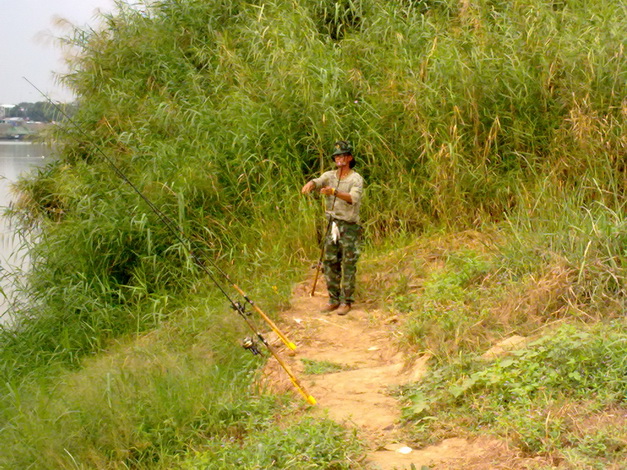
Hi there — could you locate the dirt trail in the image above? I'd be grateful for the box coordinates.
[263,279,524,469]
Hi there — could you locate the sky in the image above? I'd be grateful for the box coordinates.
[1,0,118,105]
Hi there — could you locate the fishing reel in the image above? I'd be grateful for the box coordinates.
[232,301,252,316]
[242,336,261,355]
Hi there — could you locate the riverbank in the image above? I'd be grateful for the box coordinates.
[0,0,624,468]
[0,122,51,140]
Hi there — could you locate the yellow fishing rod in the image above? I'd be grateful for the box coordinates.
[238,307,316,405]
[230,283,296,350]
[26,78,313,404]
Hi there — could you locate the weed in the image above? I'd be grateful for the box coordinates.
[180,417,361,470]
[301,358,352,375]
[402,322,627,461]
[1,0,625,467]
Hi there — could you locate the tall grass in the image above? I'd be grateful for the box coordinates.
[4,0,624,396]
[0,289,345,469]
[0,0,624,466]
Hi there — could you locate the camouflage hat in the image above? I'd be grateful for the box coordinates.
[332,140,353,156]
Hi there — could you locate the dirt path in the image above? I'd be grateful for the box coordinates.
[263,279,525,469]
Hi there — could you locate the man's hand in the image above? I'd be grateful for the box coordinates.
[301,181,316,194]
[321,186,352,204]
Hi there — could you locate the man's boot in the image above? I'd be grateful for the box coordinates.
[321,303,340,313]
[336,304,351,316]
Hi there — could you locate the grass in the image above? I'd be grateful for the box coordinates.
[0,0,624,467]
[359,202,625,465]
[180,417,361,470]
[359,194,624,464]
[0,295,252,468]
[301,358,353,375]
[400,322,627,466]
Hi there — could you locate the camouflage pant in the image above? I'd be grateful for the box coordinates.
[323,219,362,305]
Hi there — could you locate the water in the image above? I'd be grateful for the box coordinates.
[0,141,51,319]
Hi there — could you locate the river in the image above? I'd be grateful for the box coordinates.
[0,141,51,320]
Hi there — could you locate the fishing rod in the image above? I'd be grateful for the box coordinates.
[25,78,314,404]
[309,167,343,297]
[115,113,297,351]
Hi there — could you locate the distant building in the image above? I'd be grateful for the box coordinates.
[0,117,25,126]
[0,104,16,119]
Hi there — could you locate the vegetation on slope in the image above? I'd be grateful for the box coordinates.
[361,231,625,468]
[0,0,624,468]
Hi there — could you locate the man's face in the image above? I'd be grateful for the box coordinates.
[334,153,353,167]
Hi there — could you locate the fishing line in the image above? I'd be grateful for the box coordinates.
[24,78,314,405]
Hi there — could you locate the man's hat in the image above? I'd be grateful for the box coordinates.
[332,140,353,156]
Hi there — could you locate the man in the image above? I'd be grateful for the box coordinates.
[301,141,364,315]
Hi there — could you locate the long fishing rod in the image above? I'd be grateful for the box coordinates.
[309,168,342,297]
[115,113,297,351]
[25,78,314,404]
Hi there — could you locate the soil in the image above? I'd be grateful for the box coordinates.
[262,279,542,470]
